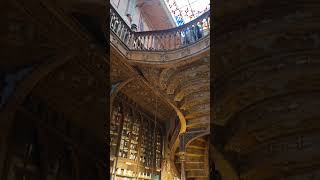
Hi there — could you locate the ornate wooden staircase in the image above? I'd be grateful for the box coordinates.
[109,4,210,179]
[175,136,209,180]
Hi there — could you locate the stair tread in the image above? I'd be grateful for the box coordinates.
[176,161,205,164]
[187,145,206,150]
[185,169,206,171]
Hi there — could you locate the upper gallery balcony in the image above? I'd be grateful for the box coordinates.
[110,4,210,54]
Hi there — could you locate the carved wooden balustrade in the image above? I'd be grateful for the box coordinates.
[110,5,210,51]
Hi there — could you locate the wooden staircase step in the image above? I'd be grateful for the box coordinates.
[186,148,205,154]
[186,168,205,171]
[187,145,206,150]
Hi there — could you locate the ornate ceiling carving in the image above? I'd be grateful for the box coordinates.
[136,54,210,131]
[120,79,175,122]
[110,45,176,122]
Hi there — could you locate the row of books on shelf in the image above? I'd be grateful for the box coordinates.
[114,168,158,179]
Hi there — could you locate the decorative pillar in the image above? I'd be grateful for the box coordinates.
[180,153,186,180]
[178,133,186,180]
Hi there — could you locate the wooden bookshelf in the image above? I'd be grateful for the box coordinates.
[110,95,163,180]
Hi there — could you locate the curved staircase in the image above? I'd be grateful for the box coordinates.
[109,6,210,178]
[175,136,209,180]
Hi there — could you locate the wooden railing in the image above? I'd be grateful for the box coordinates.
[110,5,210,51]
[169,122,181,149]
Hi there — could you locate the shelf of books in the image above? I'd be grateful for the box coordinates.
[110,95,163,180]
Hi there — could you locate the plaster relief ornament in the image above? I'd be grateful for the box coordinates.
[143,53,150,60]
[160,53,168,62]
[205,39,209,47]
[180,48,190,57]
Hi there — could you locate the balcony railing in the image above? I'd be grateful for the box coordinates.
[110,5,210,51]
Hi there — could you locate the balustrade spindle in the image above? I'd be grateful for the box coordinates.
[138,36,142,50]
[128,33,132,48]
[112,17,116,31]
[166,35,169,50]
[132,34,136,49]
[151,35,155,50]
[159,34,163,50]
[141,36,145,50]
[130,33,134,47]
[141,36,144,50]
[143,36,146,50]
[173,33,176,49]
[157,35,161,50]
[135,36,139,50]
[120,28,125,41]
[163,34,167,50]
[140,36,144,50]
[161,34,166,50]
[178,31,181,48]
[156,35,159,50]
[146,35,150,50]
[124,32,129,45]
[117,23,123,36]
[125,29,129,42]
[135,36,138,50]
[165,34,168,50]
[114,18,119,32]
[132,35,136,49]
[168,34,171,50]
[163,35,166,50]
[110,13,115,29]
[123,28,127,41]
[149,35,152,50]
[155,35,159,50]
[116,22,120,35]
[150,34,154,50]
[152,35,156,50]
[116,18,120,32]
[144,35,148,50]
[136,36,139,50]
[149,35,153,50]
[150,35,153,50]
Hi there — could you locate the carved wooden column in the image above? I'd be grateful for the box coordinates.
[180,153,186,180]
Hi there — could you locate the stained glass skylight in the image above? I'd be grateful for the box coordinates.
[164,0,210,26]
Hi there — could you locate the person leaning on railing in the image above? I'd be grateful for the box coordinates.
[196,22,203,39]
[180,20,206,46]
